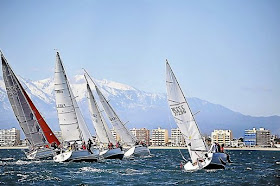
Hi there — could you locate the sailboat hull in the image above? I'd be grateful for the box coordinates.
[26,148,54,160]
[184,152,228,171]
[53,149,100,162]
[206,152,227,168]
[100,148,124,160]
[184,158,211,171]
[124,145,150,158]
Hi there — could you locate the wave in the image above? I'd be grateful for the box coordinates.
[80,167,106,173]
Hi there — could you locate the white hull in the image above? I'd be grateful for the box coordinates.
[26,148,54,160]
[53,149,99,162]
[184,152,228,171]
[100,148,124,160]
[124,145,150,158]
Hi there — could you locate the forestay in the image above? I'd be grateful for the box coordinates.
[2,53,47,147]
[166,61,208,163]
[55,52,92,143]
[86,80,116,144]
[95,85,136,146]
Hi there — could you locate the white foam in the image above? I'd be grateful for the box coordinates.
[1,158,15,161]
[80,167,105,173]
[15,160,32,165]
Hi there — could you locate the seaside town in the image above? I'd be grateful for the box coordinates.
[1,126,279,149]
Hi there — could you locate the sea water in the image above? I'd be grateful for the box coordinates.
[0,149,279,185]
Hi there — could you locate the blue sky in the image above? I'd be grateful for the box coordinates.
[1,0,279,117]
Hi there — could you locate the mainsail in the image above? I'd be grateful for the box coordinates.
[166,60,208,163]
[54,52,92,143]
[95,84,136,146]
[86,77,116,145]
[1,52,60,147]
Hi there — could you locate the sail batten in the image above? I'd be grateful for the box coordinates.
[166,61,208,163]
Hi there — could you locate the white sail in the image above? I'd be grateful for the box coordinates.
[95,85,136,146]
[54,52,92,143]
[86,80,116,144]
[166,61,208,163]
[1,53,47,147]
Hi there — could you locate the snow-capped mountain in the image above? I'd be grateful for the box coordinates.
[0,75,279,138]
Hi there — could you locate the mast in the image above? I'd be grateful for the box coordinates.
[166,60,208,163]
[54,52,92,143]
[84,71,136,146]
[1,52,58,147]
[85,75,116,144]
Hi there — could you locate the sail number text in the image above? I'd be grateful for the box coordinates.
[171,105,186,116]
[109,116,117,122]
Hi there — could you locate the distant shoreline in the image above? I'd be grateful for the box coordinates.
[0,146,28,149]
[1,146,279,151]
[148,146,280,151]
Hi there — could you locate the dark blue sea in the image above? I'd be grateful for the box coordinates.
[0,149,279,185]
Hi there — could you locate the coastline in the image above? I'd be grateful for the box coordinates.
[0,146,28,150]
[1,146,279,151]
[148,146,280,151]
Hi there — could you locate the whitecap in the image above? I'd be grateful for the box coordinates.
[276,162,280,165]
[15,160,32,165]
[80,167,105,173]
[17,173,29,182]
[1,158,15,161]
[246,167,252,170]
[120,168,149,175]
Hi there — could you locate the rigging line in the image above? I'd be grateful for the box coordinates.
[168,99,181,104]
[84,69,135,144]
[7,66,43,146]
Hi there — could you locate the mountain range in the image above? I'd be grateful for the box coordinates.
[0,74,279,138]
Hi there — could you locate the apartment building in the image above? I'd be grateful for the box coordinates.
[0,128,20,146]
[130,128,150,145]
[171,128,185,146]
[211,129,233,146]
[151,127,168,146]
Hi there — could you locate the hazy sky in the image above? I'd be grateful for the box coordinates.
[1,0,279,117]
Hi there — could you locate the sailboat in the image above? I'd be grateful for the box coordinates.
[53,52,99,162]
[166,60,230,171]
[87,74,150,158]
[1,51,60,160]
[85,74,124,159]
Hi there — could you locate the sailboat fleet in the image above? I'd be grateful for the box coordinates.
[1,50,230,171]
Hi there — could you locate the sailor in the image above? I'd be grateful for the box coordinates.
[51,142,58,149]
[87,139,93,154]
[108,142,113,149]
[220,144,224,153]
[82,141,86,150]
[217,143,221,152]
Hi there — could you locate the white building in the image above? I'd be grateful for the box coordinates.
[211,130,233,147]
[110,129,120,142]
[151,127,168,146]
[171,128,185,147]
[130,128,150,145]
[0,128,20,146]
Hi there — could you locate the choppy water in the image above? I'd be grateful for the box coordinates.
[0,149,279,185]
